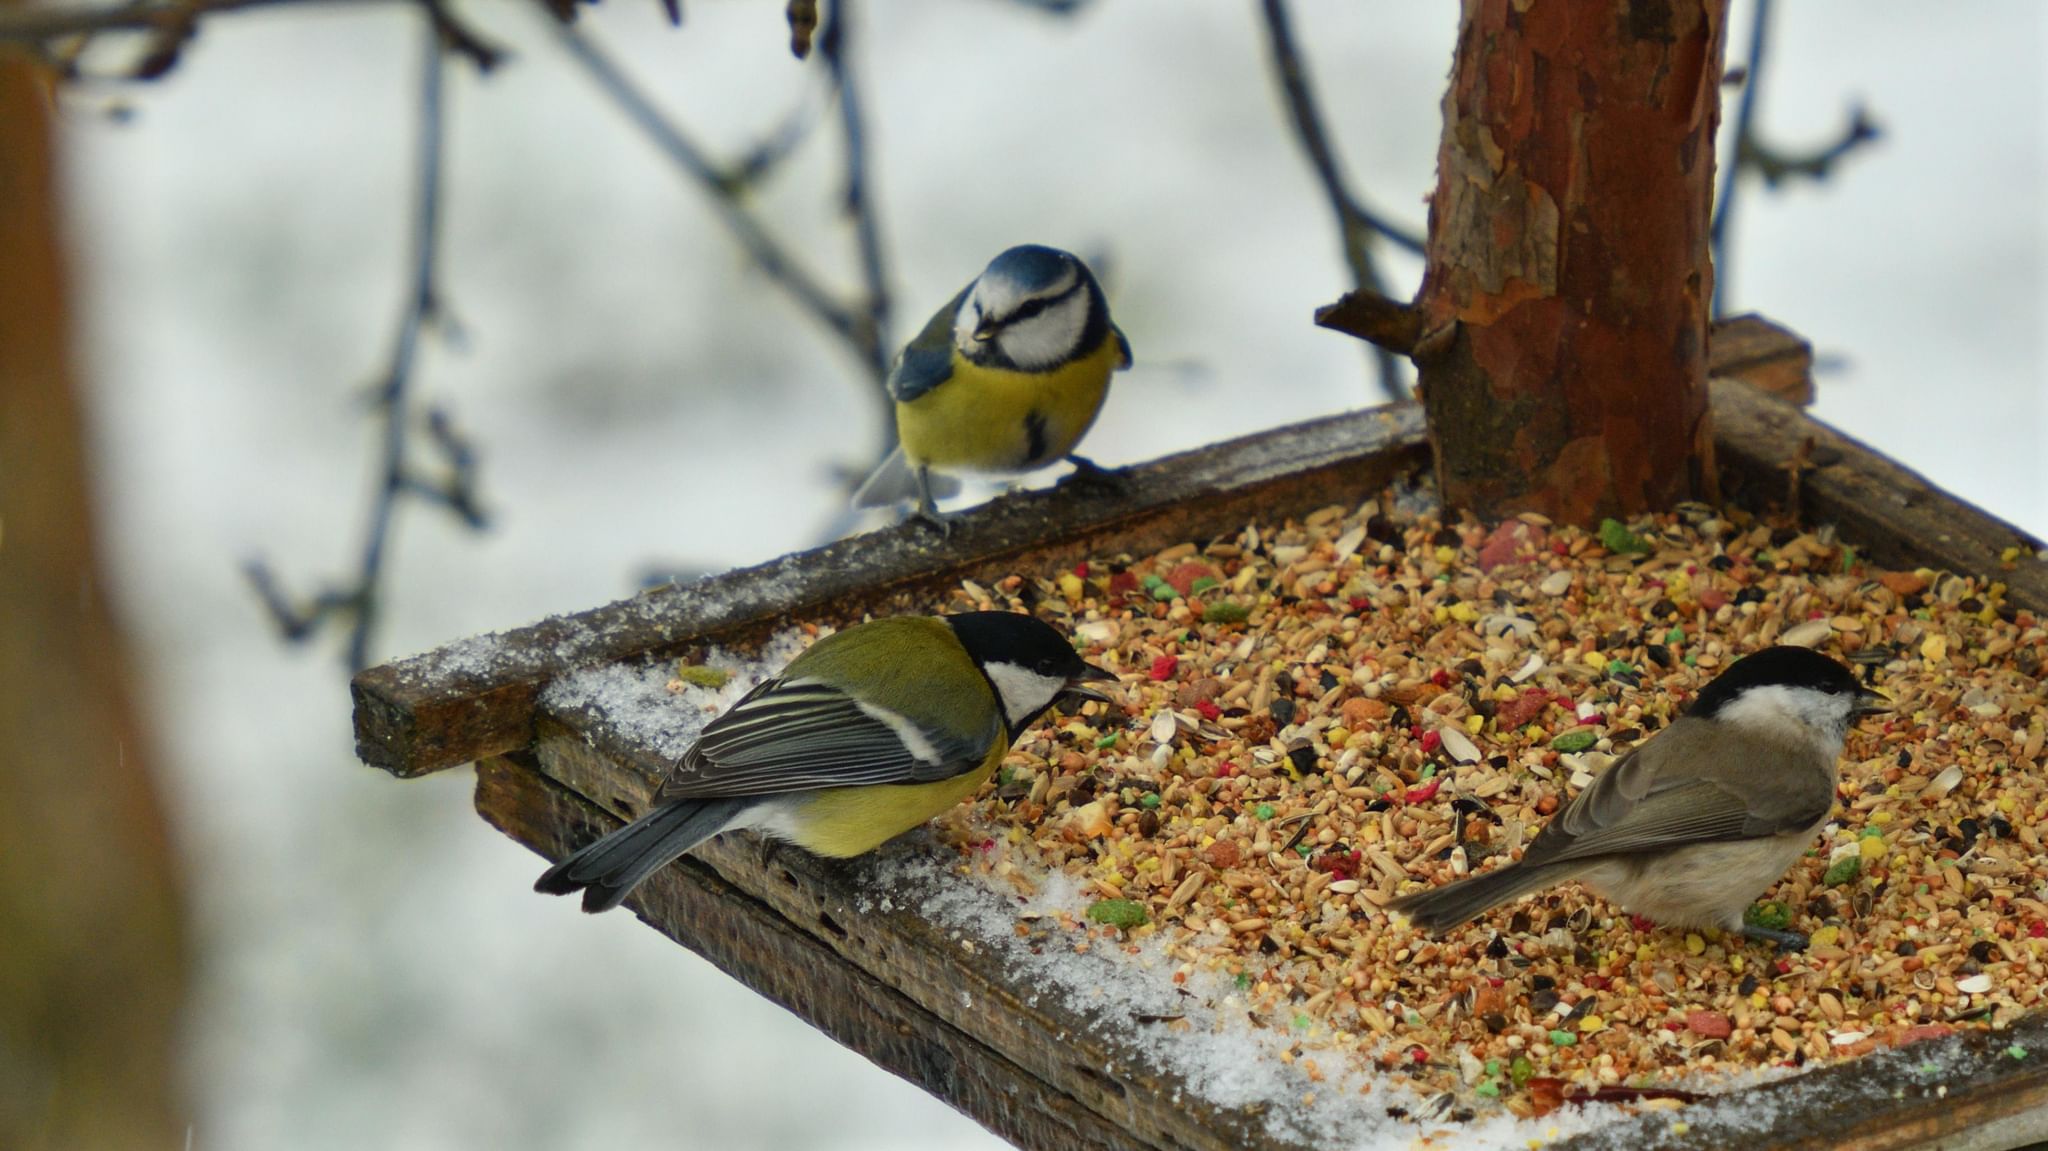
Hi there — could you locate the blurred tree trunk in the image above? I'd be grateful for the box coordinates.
[1413,0,1727,523]
[0,54,190,1151]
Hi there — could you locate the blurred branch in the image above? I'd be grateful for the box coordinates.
[0,0,504,77]
[1711,0,1880,314]
[548,13,888,378]
[1256,0,1416,402]
[546,1,900,544]
[246,13,485,670]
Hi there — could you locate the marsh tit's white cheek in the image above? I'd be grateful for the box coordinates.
[994,291,1090,371]
[1713,684,1854,760]
[979,661,1066,728]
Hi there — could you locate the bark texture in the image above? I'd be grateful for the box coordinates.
[1416,0,1727,523]
[0,55,190,1151]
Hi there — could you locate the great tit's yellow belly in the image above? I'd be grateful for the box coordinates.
[897,335,1121,474]
[781,746,1004,858]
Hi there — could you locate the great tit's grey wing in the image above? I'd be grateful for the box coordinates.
[1516,721,1833,868]
[886,286,972,404]
[1112,324,1133,370]
[656,676,997,799]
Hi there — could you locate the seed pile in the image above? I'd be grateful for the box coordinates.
[917,501,2047,1118]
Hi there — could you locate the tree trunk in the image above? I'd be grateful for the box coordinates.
[1414,0,1727,524]
[0,55,190,1151]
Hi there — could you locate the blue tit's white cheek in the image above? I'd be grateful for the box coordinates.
[993,291,1090,372]
[980,660,1066,728]
[953,292,984,352]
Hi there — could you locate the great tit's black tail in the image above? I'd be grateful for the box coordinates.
[1387,860,1577,936]
[535,798,753,913]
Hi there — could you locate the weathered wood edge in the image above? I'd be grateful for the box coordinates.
[1552,1012,2048,1151]
[1709,378,2047,615]
[352,405,1430,777]
[527,721,1282,1151]
[472,755,1159,1151]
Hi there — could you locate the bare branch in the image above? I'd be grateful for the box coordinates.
[1712,0,1879,314]
[546,12,881,370]
[1256,0,1417,402]
[248,12,484,670]
[818,0,891,384]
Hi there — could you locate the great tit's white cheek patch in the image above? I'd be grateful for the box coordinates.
[980,661,1066,728]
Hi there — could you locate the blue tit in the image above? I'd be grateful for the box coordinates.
[536,612,1116,913]
[1389,646,1887,950]
[852,244,1132,530]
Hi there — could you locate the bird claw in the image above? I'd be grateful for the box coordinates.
[1062,454,1129,492]
[1738,925,1809,953]
[909,503,954,539]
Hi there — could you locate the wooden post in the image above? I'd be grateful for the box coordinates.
[0,55,189,1151]
[1413,0,1727,524]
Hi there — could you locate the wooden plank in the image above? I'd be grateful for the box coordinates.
[1711,377,2047,614]
[474,755,1161,1151]
[1709,313,1816,406]
[1551,1013,2048,1151]
[352,405,1430,778]
[524,721,1281,1151]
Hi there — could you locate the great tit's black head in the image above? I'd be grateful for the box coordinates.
[946,611,1116,732]
[1686,645,1886,753]
[953,244,1108,372]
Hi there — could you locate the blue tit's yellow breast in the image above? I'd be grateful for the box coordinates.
[895,331,1122,474]
[781,740,1006,857]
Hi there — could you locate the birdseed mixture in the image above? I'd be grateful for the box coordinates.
[904,500,2047,1122]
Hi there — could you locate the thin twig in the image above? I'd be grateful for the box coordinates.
[546,2,899,542]
[546,14,879,366]
[247,12,483,670]
[0,0,319,42]
[1712,0,1878,314]
[1256,0,1416,402]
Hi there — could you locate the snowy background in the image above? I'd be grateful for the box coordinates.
[58,1,2045,1148]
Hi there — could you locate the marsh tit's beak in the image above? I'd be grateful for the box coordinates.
[1855,687,1892,715]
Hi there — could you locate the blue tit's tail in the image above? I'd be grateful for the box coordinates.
[1386,860,1578,936]
[851,445,962,510]
[535,797,753,913]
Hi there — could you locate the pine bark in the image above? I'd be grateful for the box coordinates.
[1415,0,1728,523]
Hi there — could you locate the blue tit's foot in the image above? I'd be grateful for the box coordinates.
[1063,454,1128,492]
[909,501,954,539]
[909,467,954,539]
[1738,925,1808,953]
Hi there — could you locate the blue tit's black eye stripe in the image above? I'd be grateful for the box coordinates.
[992,278,1085,328]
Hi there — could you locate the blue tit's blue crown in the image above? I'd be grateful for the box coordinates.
[982,245,1078,295]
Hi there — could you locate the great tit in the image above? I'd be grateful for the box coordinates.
[537,612,1116,913]
[852,244,1132,531]
[1389,646,1887,950]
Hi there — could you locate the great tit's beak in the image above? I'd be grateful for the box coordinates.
[1060,663,1119,704]
[1855,687,1892,715]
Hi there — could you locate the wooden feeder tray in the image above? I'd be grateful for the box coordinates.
[354,321,2048,1151]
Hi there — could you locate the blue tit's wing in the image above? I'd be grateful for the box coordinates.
[886,286,971,404]
[1515,719,1831,867]
[656,675,996,799]
[1113,324,1133,370]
